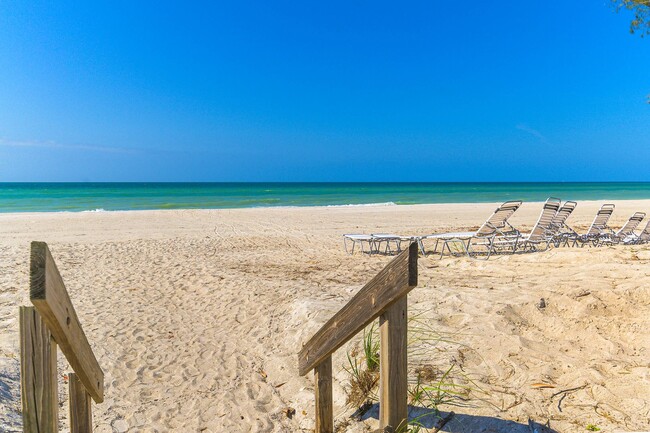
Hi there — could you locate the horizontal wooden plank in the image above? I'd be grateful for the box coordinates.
[30,241,105,403]
[298,242,417,375]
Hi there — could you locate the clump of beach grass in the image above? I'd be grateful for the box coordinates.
[344,309,483,432]
[344,323,380,409]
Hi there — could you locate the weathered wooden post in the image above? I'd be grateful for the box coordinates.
[314,356,333,432]
[379,295,408,430]
[380,239,416,430]
[19,306,58,433]
[69,372,93,433]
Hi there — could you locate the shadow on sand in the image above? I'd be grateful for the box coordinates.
[358,404,558,433]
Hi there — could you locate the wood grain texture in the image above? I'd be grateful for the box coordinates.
[379,297,408,430]
[30,241,105,403]
[19,306,58,433]
[314,356,333,433]
[69,372,93,433]
[298,242,418,375]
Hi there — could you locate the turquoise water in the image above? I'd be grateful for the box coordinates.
[2,182,650,213]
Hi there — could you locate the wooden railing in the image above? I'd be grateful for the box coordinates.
[298,242,418,432]
[20,241,104,433]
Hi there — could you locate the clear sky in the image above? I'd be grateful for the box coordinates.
[0,1,648,182]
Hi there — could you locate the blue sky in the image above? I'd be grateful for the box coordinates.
[0,1,648,182]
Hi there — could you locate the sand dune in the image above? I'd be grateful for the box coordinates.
[1,201,649,432]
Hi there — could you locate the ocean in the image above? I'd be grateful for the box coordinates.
[2,182,650,213]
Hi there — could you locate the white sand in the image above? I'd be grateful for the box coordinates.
[1,201,649,432]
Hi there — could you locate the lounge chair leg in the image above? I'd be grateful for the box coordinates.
[484,237,496,260]
[461,240,469,257]
[417,239,426,256]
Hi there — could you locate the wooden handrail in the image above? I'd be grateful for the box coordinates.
[20,241,105,433]
[30,241,105,403]
[298,242,418,376]
[298,242,418,432]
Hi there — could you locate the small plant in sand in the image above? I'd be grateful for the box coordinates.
[344,323,380,409]
[344,310,481,432]
[410,364,467,408]
[395,419,423,433]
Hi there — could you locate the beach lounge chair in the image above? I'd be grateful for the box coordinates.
[417,200,523,259]
[371,233,415,255]
[343,233,414,255]
[343,234,376,254]
[571,204,615,247]
[624,218,650,244]
[601,212,646,245]
[550,200,578,247]
[504,197,561,253]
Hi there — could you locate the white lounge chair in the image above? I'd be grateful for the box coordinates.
[371,233,415,255]
[572,204,615,247]
[602,211,646,245]
[550,201,578,247]
[417,200,523,259]
[624,218,650,244]
[343,233,414,255]
[506,197,562,253]
[343,234,376,255]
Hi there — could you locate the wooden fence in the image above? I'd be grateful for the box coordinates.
[298,242,418,432]
[20,241,104,433]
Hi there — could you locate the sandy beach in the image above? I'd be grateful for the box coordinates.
[1,200,649,432]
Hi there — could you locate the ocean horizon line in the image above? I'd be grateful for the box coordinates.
[4,181,650,184]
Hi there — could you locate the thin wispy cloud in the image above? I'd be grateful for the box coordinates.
[516,124,548,143]
[0,137,136,154]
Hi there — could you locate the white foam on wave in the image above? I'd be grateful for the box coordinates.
[81,208,107,213]
[325,202,397,208]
